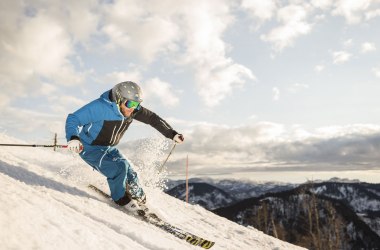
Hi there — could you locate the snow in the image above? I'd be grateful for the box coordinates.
[314,186,326,193]
[0,134,304,250]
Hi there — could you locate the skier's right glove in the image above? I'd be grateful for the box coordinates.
[173,134,184,144]
[67,139,83,153]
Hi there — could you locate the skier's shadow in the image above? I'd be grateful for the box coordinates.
[0,160,100,200]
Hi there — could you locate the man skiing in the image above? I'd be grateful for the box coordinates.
[65,81,184,214]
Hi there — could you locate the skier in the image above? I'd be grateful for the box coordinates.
[65,81,184,214]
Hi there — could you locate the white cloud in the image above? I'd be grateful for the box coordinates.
[272,87,280,101]
[255,0,380,52]
[314,64,325,72]
[183,122,288,162]
[178,0,256,107]
[0,106,65,137]
[143,78,180,107]
[288,83,309,94]
[261,4,313,51]
[373,67,380,78]
[37,83,58,96]
[0,1,86,108]
[3,15,72,77]
[331,0,373,24]
[311,0,334,9]
[102,0,180,63]
[172,122,380,168]
[365,8,380,19]
[343,38,354,48]
[60,0,100,43]
[24,0,100,43]
[51,95,87,113]
[332,50,352,64]
[361,42,376,53]
[312,0,380,24]
[314,124,380,138]
[241,0,278,22]
[249,115,257,120]
[194,61,255,107]
[100,0,255,107]
[104,69,144,86]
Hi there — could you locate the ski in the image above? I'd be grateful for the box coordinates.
[88,184,215,249]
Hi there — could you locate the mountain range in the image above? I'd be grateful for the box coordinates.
[165,178,296,209]
[165,178,380,249]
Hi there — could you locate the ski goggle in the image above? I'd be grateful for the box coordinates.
[124,100,140,109]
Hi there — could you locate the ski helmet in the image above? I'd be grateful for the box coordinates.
[111,81,143,105]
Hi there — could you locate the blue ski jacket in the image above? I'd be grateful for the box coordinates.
[65,90,177,146]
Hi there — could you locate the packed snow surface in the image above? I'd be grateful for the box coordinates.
[0,134,304,250]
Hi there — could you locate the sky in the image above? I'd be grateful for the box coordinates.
[1,0,380,183]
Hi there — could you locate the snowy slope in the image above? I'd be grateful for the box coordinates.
[0,134,304,250]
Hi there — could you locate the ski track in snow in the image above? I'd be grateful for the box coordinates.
[0,134,305,250]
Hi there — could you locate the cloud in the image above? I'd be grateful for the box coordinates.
[331,0,373,24]
[24,0,100,43]
[343,38,354,48]
[179,122,288,164]
[143,78,180,107]
[249,115,258,120]
[365,8,380,19]
[101,0,180,63]
[311,0,380,25]
[100,0,255,107]
[0,1,87,108]
[332,50,352,64]
[274,124,380,165]
[0,107,65,139]
[288,83,309,94]
[314,64,325,72]
[373,67,380,78]
[0,0,256,122]
[252,0,380,52]
[170,122,380,169]
[51,95,87,113]
[193,61,255,107]
[311,0,334,10]
[272,87,280,101]
[177,1,256,107]
[104,69,144,85]
[260,4,313,51]
[361,42,377,53]
[241,0,278,22]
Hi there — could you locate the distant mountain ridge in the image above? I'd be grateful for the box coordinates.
[165,178,296,207]
[214,186,380,249]
[307,181,380,236]
[166,182,237,210]
[166,178,380,249]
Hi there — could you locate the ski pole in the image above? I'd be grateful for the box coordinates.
[0,143,68,148]
[158,143,177,173]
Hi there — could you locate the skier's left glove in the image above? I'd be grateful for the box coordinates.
[173,134,184,144]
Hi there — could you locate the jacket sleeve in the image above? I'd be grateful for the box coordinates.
[133,106,178,139]
[65,113,82,141]
[65,100,102,142]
